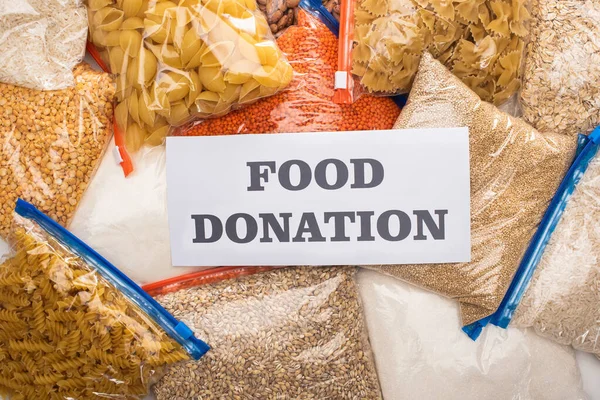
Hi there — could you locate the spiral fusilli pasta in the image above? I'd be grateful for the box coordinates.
[0,222,191,399]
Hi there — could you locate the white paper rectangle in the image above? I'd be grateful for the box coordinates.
[167,128,470,266]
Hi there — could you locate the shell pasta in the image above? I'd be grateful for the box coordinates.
[87,0,293,152]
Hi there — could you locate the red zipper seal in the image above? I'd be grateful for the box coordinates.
[333,0,356,104]
[86,41,134,177]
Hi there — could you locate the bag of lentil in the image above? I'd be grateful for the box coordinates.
[85,0,293,159]
[0,199,209,400]
[0,62,115,240]
[0,0,88,90]
[357,269,588,400]
[333,0,530,106]
[519,0,600,138]
[507,128,600,357]
[144,266,383,400]
[364,52,577,327]
[69,143,213,285]
[178,0,400,137]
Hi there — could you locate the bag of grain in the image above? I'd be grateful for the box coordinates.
[69,143,213,285]
[357,269,587,400]
[0,0,87,90]
[519,0,600,137]
[509,128,600,357]
[144,266,383,400]
[364,52,577,328]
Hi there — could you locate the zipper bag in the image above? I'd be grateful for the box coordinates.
[0,199,209,399]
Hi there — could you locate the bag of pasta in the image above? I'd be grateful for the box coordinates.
[179,0,400,136]
[85,0,293,156]
[0,199,209,400]
[333,0,531,106]
[143,266,383,399]
[364,52,577,329]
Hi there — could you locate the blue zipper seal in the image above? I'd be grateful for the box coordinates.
[300,0,340,36]
[299,0,407,108]
[14,199,210,360]
[463,127,600,340]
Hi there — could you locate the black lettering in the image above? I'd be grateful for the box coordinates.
[279,160,312,191]
[377,210,411,241]
[225,213,258,244]
[247,161,276,191]
[191,214,223,243]
[324,212,355,241]
[292,212,326,242]
[350,159,384,188]
[413,210,448,240]
[259,213,292,243]
[356,211,375,241]
[315,159,349,190]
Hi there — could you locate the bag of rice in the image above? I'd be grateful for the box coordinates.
[511,129,600,357]
[364,52,577,327]
[357,269,587,400]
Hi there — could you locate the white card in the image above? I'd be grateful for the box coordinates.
[166,128,471,266]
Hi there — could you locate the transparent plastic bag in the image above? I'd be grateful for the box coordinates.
[513,130,600,357]
[0,63,115,240]
[364,53,577,326]
[357,269,588,400]
[333,0,530,105]
[144,266,383,399]
[519,0,600,137]
[86,0,294,154]
[0,0,88,90]
[70,143,213,285]
[179,3,400,136]
[0,200,209,400]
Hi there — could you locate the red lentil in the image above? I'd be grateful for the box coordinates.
[179,9,399,137]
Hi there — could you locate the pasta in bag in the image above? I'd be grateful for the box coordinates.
[180,2,399,136]
[365,53,577,327]
[0,199,209,400]
[144,266,383,399]
[86,0,293,155]
[333,0,530,105]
